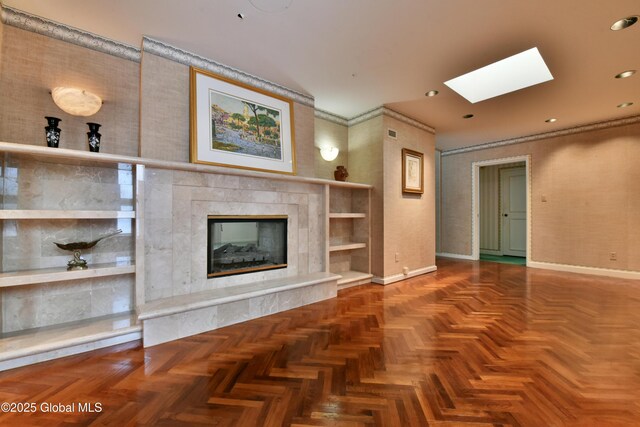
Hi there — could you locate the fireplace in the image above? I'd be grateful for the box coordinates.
[207,216,288,278]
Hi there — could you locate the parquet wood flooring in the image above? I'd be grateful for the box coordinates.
[1,258,640,426]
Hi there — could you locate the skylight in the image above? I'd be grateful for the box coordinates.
[444,47,553,103]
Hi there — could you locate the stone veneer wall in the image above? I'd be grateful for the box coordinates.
[143,168,325,303]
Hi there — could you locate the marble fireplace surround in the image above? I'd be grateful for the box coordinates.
[0,142,371,354]
[138,166,340,346]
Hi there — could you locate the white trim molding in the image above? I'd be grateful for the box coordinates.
[142,37,314,108]
[314,109,348,126]
[0,4,141,62]
[372,265,437,285]
[528,261,640,280]
[436,252,475,260]
[442,114,640,156]
[348,107,436,134]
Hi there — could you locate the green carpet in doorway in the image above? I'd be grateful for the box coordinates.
[479,254,526,266]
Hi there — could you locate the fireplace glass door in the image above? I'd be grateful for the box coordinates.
[208,216,287,277]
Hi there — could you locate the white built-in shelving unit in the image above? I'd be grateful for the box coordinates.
[0,141,142,370]
[325,183,373,289]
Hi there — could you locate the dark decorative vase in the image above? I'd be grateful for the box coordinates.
[45,116,62,148]
[87,122,101,152]
[334,165,349,182]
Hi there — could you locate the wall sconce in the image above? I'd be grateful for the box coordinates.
[320,146,339,161]
[51,87,102,116]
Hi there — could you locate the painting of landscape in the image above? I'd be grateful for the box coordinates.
[209,90,283,160]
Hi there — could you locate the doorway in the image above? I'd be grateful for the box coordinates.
[500,166,526,257]
[472,156,530,263]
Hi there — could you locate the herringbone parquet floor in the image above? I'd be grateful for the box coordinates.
[1,258,640,426]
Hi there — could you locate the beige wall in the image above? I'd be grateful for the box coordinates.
[441,122,640,272]
[140,53,189,162]
[0,26,139,156]
[140,52,317,177]
[382,116,436,275]
[343,114,436,279]
[348,116,384,276]
[314,117,348,180]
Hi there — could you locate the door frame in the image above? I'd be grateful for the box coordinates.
[471,155,531,263]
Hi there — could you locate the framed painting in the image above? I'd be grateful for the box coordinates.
[402,148,424,194]
[190,67,296,175]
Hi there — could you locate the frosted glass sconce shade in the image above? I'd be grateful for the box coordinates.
[320,146,339,161]
[51,87,102,116]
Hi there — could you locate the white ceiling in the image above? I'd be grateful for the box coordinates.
[5,0,640,151]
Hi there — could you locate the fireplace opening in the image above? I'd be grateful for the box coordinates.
[208,216,288,278]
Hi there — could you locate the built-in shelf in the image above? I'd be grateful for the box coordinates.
[0,262,136,288]
[0,141,373,189]
[0,312,141,370]
[336,270,373,287]
[329,213,366,219]
[329,242,367,252]
[0,210,136,220]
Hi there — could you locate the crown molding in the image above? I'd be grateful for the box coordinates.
[347,107,436,134]
[348,106,385,127]
[142,37,314,108]
[442,114,640,156]
[314,109,348,126]
[0,4,141,62]
[381,107,436,134]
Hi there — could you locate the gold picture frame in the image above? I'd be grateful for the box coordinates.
[190,67,296,175]
[402,148,424,194]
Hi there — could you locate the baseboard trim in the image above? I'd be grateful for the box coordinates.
[372,265,437,285]
[527,260,640,280]
[436,252,475,261]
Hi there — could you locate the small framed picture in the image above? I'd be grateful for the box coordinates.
[190,67,296,175]
[402,148,424,194]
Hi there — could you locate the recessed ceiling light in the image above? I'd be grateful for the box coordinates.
[444,47,553,104]
[462,114,474,119]
[617,102,634,108]
[615,70,636,79]
[425,90,439,97]
[610,16,638,31]
[545,118,557,123]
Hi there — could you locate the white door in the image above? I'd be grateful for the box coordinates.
[500,167,526,257]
